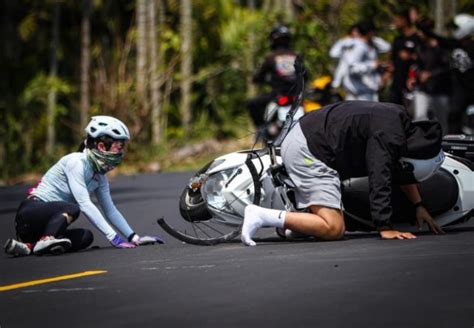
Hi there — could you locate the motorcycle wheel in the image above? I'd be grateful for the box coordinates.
[179,187,212,222]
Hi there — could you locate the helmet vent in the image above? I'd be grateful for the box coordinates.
[85,116,129,140]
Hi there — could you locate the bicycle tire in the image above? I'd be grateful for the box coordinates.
[157,154,263,245]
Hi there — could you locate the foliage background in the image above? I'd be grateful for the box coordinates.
[1,0,473,182]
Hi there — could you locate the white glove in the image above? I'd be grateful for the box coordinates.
[131,234,165,245]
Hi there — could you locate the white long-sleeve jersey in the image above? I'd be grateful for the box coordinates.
[330,36,390,92]
[30,152,134,241]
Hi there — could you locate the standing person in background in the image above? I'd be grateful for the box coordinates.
[445,14,474,134]
[407,17,452,134]
[330,24,361,90]
[339,21,390,101]
[417,13,474,134]
[330,24,390,92]
[4,116,164,257]
[390,9,420,105]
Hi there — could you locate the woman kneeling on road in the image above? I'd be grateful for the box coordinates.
[4,115,163,256]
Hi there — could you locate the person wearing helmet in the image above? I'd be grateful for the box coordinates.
[417,13,474,134]
[247,25,302,135]
[241,101,445,246]
[4,116,164,257]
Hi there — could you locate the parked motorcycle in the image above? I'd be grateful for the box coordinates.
[303,75,343,113]
[262,75,343,140]
[262,94,304,141]
[463,104,474,135]
[442,134,474,161]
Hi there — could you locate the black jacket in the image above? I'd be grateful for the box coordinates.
[419,30,474,94]
[299,101,442,229]
[253,48,299,95]
[390,33,420,93]
[415,43,452,95]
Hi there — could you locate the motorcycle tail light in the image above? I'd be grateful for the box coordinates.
[277,96,289,106]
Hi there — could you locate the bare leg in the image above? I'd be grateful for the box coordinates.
[241,204,345,246]
[284,205,345,240]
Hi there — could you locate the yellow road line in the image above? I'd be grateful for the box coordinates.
[0,270,107,292]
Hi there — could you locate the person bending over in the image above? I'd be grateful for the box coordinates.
[4,116,163,256]
[241,101,445,246]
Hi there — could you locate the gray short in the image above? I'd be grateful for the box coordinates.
[281,122,342,210]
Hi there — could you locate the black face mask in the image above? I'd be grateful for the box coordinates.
[392,162,417,185]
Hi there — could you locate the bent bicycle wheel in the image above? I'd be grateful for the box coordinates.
[157,217,242,245]
[158,154,263,245]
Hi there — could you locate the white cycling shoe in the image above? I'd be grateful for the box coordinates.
[33,236,72,255]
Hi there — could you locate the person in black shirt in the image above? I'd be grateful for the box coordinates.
[247,25,300,132]
[241,101,445,246]
[390,9,420,105]
[423,14,474,134]
[408,17,452,134]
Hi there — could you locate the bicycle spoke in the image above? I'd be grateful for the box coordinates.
[200,221,227,235]
[190,223,199,238]
[193,222,213,239]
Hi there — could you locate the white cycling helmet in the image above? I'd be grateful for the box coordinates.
[453,14,474,40]
[399,150,445,182]
[85,115,130,140]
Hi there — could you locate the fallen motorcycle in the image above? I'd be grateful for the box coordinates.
[158,58,474,245]
[157,141,473,245]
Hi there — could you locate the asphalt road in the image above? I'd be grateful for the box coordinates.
[1,172,473,328]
